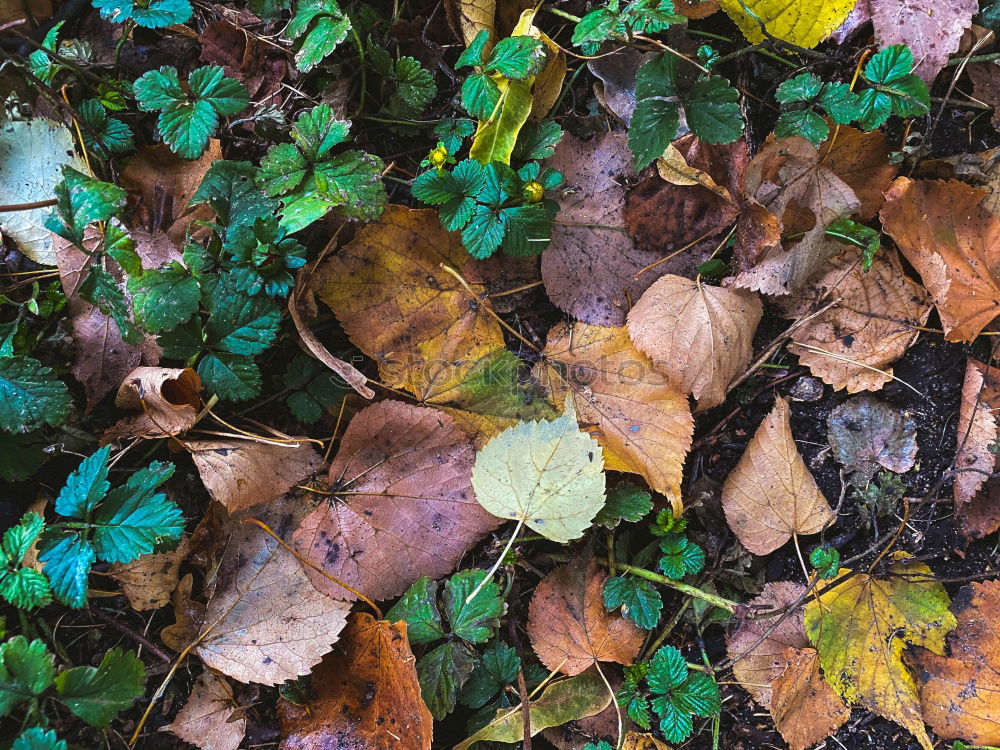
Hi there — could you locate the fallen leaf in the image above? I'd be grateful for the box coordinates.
[109,536,189,611]
[804,557,957,750]
[188,439,323,515]
[541,132,710,326]
[719,0,858,48]
[827,395,918,481]
[734,137,861,295]
[880,177,1000,342]
[625,135,749,255]
[832,0,872,43]
[454,671,612,750]
[199,20,287,105]
[161,573,205,652]
[817,125,898,221]
[770,647,851,750]
[871,0,978,83]
[541,668,627,749]
[626,275,763,410]
[278,612,433,750]
[527,556,644,675]
[470,397,605,543]
[445,0,495,46]
[726,581,809,708]
[777,248,931,392]
[163,671,246,750]
[968,62,1000,132]
[588,49,655,125]
[954,359,1000,539]
[674,0,720,18]
[197,507,351,685]
[293,400,500,601]
[533,322,693,513]
[907,580,1000,745]
[722,397,835,555]
[314,204,503,397]
[103,367,202,442]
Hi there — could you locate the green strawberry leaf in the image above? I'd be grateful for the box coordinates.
[456,29,491,69]
[485,36,547,80]
[683,75,742,144]
[45,167,127,248]
[594,483,653,528]
[385,576,445,645]
[0,356,72,433]
[810,545,841,579]
[78,99,134,154]
[129,262,201,333]
[55,648,145,726]
[511,120,564,161]
[91,0,192,27]
[603,575,663,630]
[444,569,503,645]
[775,72,823,103]
[286,0,351,72]
[457,641,520,709]
[0,637,55,716]
[774,109,829,145]
[0,568,51,610]
[283,355,347,423]
[417,640,476,720]
[648,645,687,693]
[658,533,705,580]
[203,275,281,355]
[12,727,67,750]
[37,535,95,608]
[629,53,681,169]
[54,444,111,519]
[79,265,142,345]
[461,73,502,120]
[198,352,261,400]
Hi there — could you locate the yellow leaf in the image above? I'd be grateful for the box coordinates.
[719,0,858,48]
[804,558,956,750]
[656,142,733,201]
[446,0,495,46]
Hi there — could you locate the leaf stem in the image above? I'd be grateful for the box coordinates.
[466,518,523,605]
[607,561,738,613]
[544,6,582,23]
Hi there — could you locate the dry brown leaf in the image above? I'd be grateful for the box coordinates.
[161,573,205,652]
[827,395,918,480]
[445,0,495,46]
[533,322,693,514]
[674,0,719,18]
[726,582,809,708]
[103,367,201,442]
[880,177,1000,342]
[871,0,978,83]
[278,612,433,750]
[110,536,189,611]
[541,133,710,326]
[722,397,835,555]
[626,274,763,410]
[621,733,671,750]
[293,400,501,602]
[734,136,861,295]
[969,62,1000,132]
[527,556,644,676]
[817,125,898,221]
[954,358,1000,539]
[188,439,323,515]
[314,205,503,398]
[588,49,655,125]
[778,248,931,392]
[907,580,1000,745]
[163,671,246,750]
[770,647,851,750]
[656,142,733,200]
[541,669,627,750]
[197,508,351,685]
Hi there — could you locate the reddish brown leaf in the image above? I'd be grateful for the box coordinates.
[871,0,978,83]
[770,647,851,750]
[103,367,202,442]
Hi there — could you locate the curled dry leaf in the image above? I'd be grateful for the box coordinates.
[954,359,1000,539]
[726,581,809,708]
[278,612,432,750]
[188,439,323,515]
[103,367,201,442]
[161,573,205,652]
[533,322,693,513]
[734,136,861,296]
[527,556,644,676]
[770,647,851,750]
[588,49,655,125]
[541,133,710,326]
[778,248,930,392]
[314,205,503,398]
[721,397,834,556]
[827,395,918,482]
[880,178,1000,342]
[197,507,351,686]
[804,558,956,750]
[163,670,246,750]
[907,580,1000,745]
[626,274,763,411]
[293,400,501,601]
[870,0,978,83]
[110,536,189,611]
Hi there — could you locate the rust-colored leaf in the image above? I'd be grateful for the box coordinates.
[770,647,851,750]
[817,125,897,221]
[955,358,1000,539]
[103,367,201,442]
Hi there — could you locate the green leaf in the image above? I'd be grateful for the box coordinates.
[92,0,192,27]
[434,117,475,153]
[859,45,929,129]
[594,482,653,528]
[129,262,200,333]
[91,462,182,563]
[157,317,202,360]
[418,640,477,720]
[2,513,45,563]
[198,352,261,400]
[461,72,502,121]
[385,577,445,645]
[684,75,742,144]
[411,169,463,205]
[283,355,346,422]
[456,28,491,69]
[658,533,705,579]
[573,8,619,46]
[188,65,251,115]
[0,637,55,716]
[810,545,841,579]
[463,204,506,259]
[774,108,829,145]
[0,356,71,433]
[45,167,126,247]
[55,445,111,519]
[0,568,51,610]
[290,103,351,161]
[485,36,546,80]
[825,216,881,270]
[12,728,67,750]
[37,535,95,608]
[648,645,687,693]
[629,53,681,169]
[855,87,893,130]
[286,0,351,72]
[818,82,861,124]
[445,569,503,644]
[603,575,663,629]
[0,433,46,481]
[79,265,142,344]
[775,72,824,103]
[674,671,721,716]
[203,276,281,355]
[190,160,278,235]
[458,641,520,709]
[469,78,534,166]
[55,648,145,726]
[389,57,436,118]
[653,697,694,743]
[512,120,564,161]
[102,223,141,277]
[78,99,134,154]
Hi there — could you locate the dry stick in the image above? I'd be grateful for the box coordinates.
[633,226,725,280]
[0,198,57,212]
[517,669,533,750]
[88,607,172,664]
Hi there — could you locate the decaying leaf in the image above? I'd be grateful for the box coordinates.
[626,275,763,410]
[827,395,918,482]
[293,400,500,601]
[719,0,858,48]
[527,556,644,675]
[278,612,433,750]
[161,573,205,652]
[163,671,246,750]
[454,672,612,750]
[197,507,351,686]
[880,178,1000,342]
[533,322,693,513]
[778,248,930,392]
[588,49,655,125]
[446,0,495,46]
[110,536,189,611]
[103,367,202,441]
[722,397,834,555]
[954,359,1000,539]
[734,136,861,295]
[621,732,671,750]
[470,397,605,543]
[804,558,957,750]
[817,125,898,221]
[726,582,809,708]
[907,580,1000,745]
[770,647,851,750]
[656,141,734,200]
[314,205,503,397]
[541,133,710,326]
[188,439,322,514]
[871,0,978,83]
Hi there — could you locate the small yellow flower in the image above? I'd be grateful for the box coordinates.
[523,180,545,203]
[428,144,449,168]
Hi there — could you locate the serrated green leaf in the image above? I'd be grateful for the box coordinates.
[458,641,520,709]
[45,166,126,247]
[0,356,71,433]
[91,462,182,563]
[776,72,824,103]
[55,648,145,726]
[629,53,680,169]
[411,168,463,205]
[79,265,142,344]
[457,28,491,69]
[658,533,705,579]
[12,728,67,750]
[674,671,721,716]
[485,36,546,80]
[572,8,619,46]
[157,317,202,360]
[603,575,662,629]
[390,57,436,118]
[0,637,55,716]
[445,570,503,644]
[653,697,694,743]
[461,73,502,120]
[855,88,893,130]
[648,645,687,693]
[37,535,95,608]
[512,120,563,161]
[92,0,192,27]
[290,104,351,160]
[859,45,929,129]
[434,117,475,153]
[157,98,219,160]
[418,640,477,720]
[810,545,841,579]
[129,262,200,332]
[286,0,351,72]
[203,277,281,355]
[462,204,506,259]
[55,445,110,519]
[594,483,653,528]
[102,223,140,277]
[684,75,742,144]
[283,355,347,423]
[191,160,278,235]
[78,99,134,154]
[3,513,45,563]
[774,108,829,145]
[0,568,51,609]
[187,65,251,115]
[198,352,261,400]
[385,577,445,645]
[818,82,860,124]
